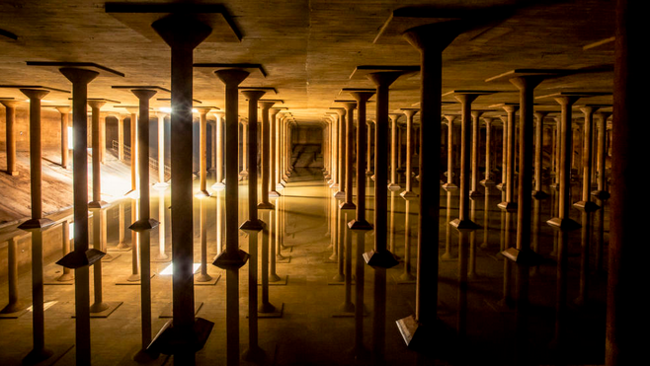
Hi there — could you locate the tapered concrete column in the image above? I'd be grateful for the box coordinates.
[240,120,248,179]
[129,89,159,362]
[497,104,519,212]
[607,1,642,363]
[470,110,484,197]
[551,116,561,191]
[340,102,356,209]
[127,107,138,193]
[195,107,213,197]
[212,111,225,189]
[449,93,483,231]
[240,90,266,362]
[362,70,404,268]
[328,114,338,185]
[533,111,549,199]
[214,69,250,270]
[396,19,474,348]
[401,108,419,198]
[442,115,458,191]
[496,116,508,191]
[149,14,215,364]
[240,90,266,231]
[269,108,281,197]
[209,120,216,172]
[99,114,107,164]
[334,108,346,198]
[546,94,581,230]
[17,88,56,364]
[55,67,103,366]
[55,106,71,169]
[574,106,599,212]
[542,94,582,355]
[397,125,404,171]
[592,112,611,200]
[154,112,167,188]
[0,236,26,316]
[366,120,374,175]
[0,100,19,176]
[88,100,107,208]
[258,101,275,209]
[388,113,401,191]
[118,115,126,162]
[348,89,374,230]
[480,117,495,187]
[276,115,285,188]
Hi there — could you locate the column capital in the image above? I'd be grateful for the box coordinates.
[20,88,50,100]
[0,99,21,109]
[87,99,106,110]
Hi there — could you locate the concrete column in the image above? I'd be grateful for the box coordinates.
[18,88,56,364]
[480,117,495,187]
[363,71,402,268]
[329,114,338,186]
[401,108,419,198]
[129,89,158,362]
[496,116,508,191]
[240,120,248,179]
[276,115,285,189]
[334,108,346,198]
[388,113,401,191]
[127,107,138,193]
[150,15,215,364]
[606,2,642,363]
[154,112,167,187]
[533,111,549,199]
[0,236,26,316]
[497,105,519,212]
[442,115,458,191]
[55,106,71,169]
[592,112,611,200]
[450,94,480,230]
[551,116,562,191]
[213,69,250,267]
[99,113,106,164]
[242,141,264,357]
[0,100,19,176]
[348,90,374,230]
[118,115,126,162]
[396,21,466,348]
[258,101,275,209]
[57,67,101,366]
[269,108,281,197]
[340,102,356,209]
[546,95,581,355]
[470,110,484,197]
[574,107,599,212]
[213,68,252,366]
[88,100,107,208]
[212,111,225,189]
[366,120,374,176]
[195,107,213,197]
[240,90,266,231]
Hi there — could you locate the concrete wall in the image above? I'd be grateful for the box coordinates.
[0,106,63,152]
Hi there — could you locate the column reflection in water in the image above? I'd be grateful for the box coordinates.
[468,197,478,278]
[481,186,490,250]
[155,188,169,261]
[442,190,454,260]
[575,210,592,306]
[399,199,416,282]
